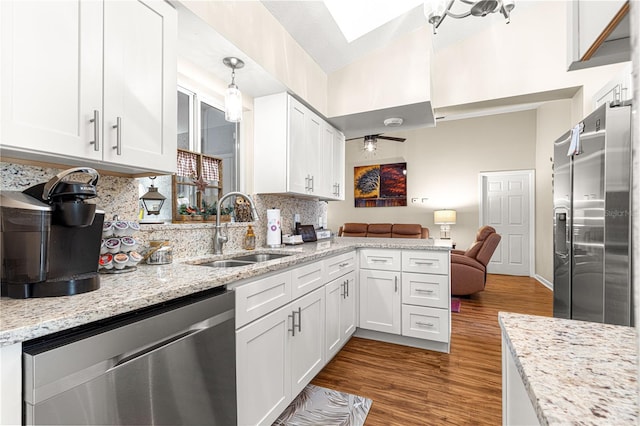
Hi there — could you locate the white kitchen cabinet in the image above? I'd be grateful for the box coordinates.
[236,286,325,426]
[236,304,290,426]
[331,130,346,200]
[357,249,451,353]
[0,0,177,175]
[359,269,401,334]
[502,336,539,425]
[290,287,325,396]
[325,270,356,361]
[0,343,21,426]
[235,271,292,328]
[291,260,325,300]
[253,92,345,200]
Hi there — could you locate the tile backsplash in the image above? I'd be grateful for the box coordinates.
[1,162,327,260]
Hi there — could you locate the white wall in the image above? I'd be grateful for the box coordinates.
[328,109,538,250]
[328,26,432,117]
[179,0,328,114]
[535,100,573,283]
[431,0,628,117]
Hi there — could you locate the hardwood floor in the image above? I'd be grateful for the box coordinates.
[311,274,553,425]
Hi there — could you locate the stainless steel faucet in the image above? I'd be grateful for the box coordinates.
[214,192,259,255]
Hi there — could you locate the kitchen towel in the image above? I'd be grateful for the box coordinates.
[267,209,281,247]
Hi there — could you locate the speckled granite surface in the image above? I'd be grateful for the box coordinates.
[0,238,444,347]
[499,312,638,426]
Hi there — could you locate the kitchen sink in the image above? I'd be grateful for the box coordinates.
[190,252,293,268]
[198,260,254,268]
[230,253,292,263]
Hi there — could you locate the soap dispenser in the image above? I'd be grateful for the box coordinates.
[243,225,256,250]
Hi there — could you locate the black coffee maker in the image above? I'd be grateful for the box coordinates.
[1,167,105,298]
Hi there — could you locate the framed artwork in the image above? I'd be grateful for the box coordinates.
[354,162,407,208]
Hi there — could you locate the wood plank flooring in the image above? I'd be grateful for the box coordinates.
[311,274,553,425]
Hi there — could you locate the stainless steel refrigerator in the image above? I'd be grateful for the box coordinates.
[553,103,633,326]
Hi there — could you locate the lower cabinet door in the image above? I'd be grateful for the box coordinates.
[340,271,357,340]
[325,277,343,361]
[359,270,401,334]
[290,287,325,396]
[236,306,291,426]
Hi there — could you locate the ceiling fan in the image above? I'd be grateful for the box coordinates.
[346,134,406,152]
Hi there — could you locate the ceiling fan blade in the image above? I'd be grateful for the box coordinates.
[377,136,406,142]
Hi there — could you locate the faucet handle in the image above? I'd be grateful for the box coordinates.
[219,223,229,243]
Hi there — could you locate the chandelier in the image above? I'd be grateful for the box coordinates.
[424,0,515,33]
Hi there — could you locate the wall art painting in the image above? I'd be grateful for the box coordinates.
[354,162,407,208]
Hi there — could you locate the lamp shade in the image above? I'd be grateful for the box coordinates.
[434,209,456,224]
[224,84,243,122]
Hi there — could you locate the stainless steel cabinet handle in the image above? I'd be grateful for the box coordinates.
[338,262,349,268]
[415,288,434,294]
[371,258,386,263]
[414,261,434,265]
[289,311,296,337]
[340,281,346,298]
[416,321,435,327]
[296,307,302,333]
[394,276,398,293]
[89,110,100,151]
[310,175,314,192]
[345,279,349,298]
[112,116,122,155]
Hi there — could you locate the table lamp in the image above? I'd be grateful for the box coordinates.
[434,209,456,239]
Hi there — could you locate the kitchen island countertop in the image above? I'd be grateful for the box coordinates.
[499,312,638,425]
[1,237,447,347]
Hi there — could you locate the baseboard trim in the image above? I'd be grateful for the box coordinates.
[534,274,553,290]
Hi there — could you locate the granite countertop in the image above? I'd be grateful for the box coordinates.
[499,312,638,425]
[0,237,447,347]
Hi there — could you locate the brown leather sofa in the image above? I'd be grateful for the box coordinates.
[451,226,501,296]
[338,223,429,239]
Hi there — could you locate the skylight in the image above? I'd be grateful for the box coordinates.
[324,0,424,43]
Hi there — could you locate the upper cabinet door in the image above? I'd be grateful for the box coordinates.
[1,0,102,160]
[103,0,177,173]
[332,130,345,200]
[287,97,308,194]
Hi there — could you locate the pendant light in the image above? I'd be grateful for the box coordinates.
[223,57,245,122]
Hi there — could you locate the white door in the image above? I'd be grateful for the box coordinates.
[359,270,401,334]
[287,97,308,194]
[236,305,290,426]
[480,171,534,276]
[332,130,346,200]
[290,287,325,396]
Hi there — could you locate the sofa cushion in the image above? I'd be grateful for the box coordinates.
[391,223,423,239]
[367,223,392,238]
[342,223,368,237]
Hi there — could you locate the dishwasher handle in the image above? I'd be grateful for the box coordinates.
[110,311,233,371]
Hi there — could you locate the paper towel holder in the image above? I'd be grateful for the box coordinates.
[297,225,317,242]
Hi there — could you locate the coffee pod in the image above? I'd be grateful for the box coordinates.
[113,253,129,269]
[102,221,113,237]
[127,221,140,235]
[105,238,121,254]
[120,237,137,252]
[113,221,129,237]
[99,253,113,270]
[128,251,143,266]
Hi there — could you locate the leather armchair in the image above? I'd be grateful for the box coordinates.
[451,226,502,296]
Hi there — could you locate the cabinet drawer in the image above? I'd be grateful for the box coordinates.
[325,251,356,282]
[402,273,449,309]
[235,271,292,328]
[402,305,449,343]
[359,249,401,271]
[402,250,449,275]
[291,261,326,300]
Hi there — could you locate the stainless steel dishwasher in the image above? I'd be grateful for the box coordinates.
[23,287,236,425]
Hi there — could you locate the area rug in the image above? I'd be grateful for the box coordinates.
[273,384,372,426]
[451,298,461,313]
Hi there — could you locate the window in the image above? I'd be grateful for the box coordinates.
[172,87,240,222]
